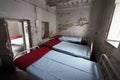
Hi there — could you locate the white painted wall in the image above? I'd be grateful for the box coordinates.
[57,6,92,38]
[0,0,56,46]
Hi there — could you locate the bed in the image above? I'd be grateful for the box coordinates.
[52,35,82,43]
[10,35,24,57]
[10,35,24,46]
[14,47,104,80]
[42,39,91,59]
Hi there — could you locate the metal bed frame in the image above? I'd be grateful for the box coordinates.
[99,54,120,80]
[13,45,39,59]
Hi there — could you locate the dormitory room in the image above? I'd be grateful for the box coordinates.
[0,0,120,80]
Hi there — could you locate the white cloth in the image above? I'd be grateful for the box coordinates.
[27,50,103,80]
[11,37,24,45]
[53,41,90,59]
[59,36,82,43]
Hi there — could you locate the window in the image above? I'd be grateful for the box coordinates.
[107,2,120,48]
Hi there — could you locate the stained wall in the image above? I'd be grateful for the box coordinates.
[57,6,92,38]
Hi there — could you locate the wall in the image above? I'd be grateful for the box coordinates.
[56,6,92,38]
[8,21,20,36]
[7,21,23,37]
[91,0,120,75]
[0,0,56,46]
[36,7,56,42]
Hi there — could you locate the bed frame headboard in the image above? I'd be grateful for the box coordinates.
[13,46,39,60]
[99,54,120,80]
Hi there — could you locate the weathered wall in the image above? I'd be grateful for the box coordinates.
[57,6,92,38]
[0,0,56,46]
[36,7,56,41]
[91,0,120,74]
[7,21,22,36]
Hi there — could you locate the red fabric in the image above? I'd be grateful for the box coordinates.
[10,35,22,40]
[14,47,51,71]
[52,35,62,39]
[43,39,61,47]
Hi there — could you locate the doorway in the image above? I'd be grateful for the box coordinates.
[6,19,31,58]
[41,22,49,39]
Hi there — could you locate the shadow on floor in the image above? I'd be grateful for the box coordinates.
[0,68,32,80]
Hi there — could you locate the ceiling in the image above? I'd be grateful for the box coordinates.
[46,0,96,8]
[22,0,96,9]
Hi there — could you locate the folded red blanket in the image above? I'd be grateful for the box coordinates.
[14,47,51,71]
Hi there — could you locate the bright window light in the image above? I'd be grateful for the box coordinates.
[107,4,120,48]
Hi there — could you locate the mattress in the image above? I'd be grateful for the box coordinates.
[14,47,103,80]
[43,39,91,59]
[11,37,24,45]
[52,35,82,43]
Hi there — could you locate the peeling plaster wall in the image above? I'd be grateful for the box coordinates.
[0,0,56,46]
[36,7,56,42]
[57,6,92,38]
[91,0,120,74]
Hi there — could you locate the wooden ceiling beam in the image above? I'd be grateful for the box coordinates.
[47,0,96,8]
[46,0,71,6]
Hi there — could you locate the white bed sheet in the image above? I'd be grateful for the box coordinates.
[59,36,82,43]
[27,50,103,80]
[53,41,90,59]
[11,37,24,45]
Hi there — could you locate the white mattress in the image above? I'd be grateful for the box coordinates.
[11,37,24,45]
[27,50,103,80]
[53,41,90,59]
[59,36,82,43]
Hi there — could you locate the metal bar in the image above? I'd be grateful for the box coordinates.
[100,54,120,80]
[13,46,39,59]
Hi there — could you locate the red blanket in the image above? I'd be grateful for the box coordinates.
[52,35,62,39]
[43,39,61,47]
[14,47,51,71]
[10,35,22,40]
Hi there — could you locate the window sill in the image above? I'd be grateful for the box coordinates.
[106,40,119,48]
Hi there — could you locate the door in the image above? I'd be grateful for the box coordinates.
[22,20,31,52]
[42,22,49,39]
[0,18,15,73]
[44,22,49,38]
[0,18,32,59]
[3,19,32,58]
[0,19,13,57]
